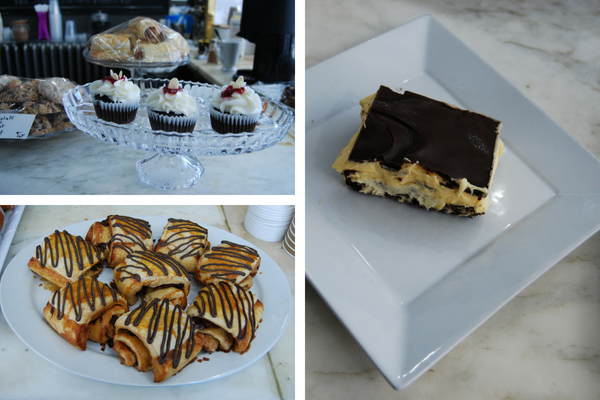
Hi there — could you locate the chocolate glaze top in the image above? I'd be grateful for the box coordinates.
[348,87,500,188]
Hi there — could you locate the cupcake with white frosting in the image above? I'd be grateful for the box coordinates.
[209,76,262,134]
[90,70,140,124]
[146,78,198,133]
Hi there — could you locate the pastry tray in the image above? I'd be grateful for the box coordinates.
[0,215,293,386]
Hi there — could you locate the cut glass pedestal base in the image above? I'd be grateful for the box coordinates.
[136,153,204,190]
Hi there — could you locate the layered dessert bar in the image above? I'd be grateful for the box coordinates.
[333,86,504,217]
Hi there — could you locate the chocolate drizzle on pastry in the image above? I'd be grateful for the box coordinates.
[50,276,118,322]
[348,87,500,188]
[192,282,259,342]
[124,298,199,368]
[36,230,103,278]
[158,218,208,260]
[115,250,190,283]
[110,215,152,255]
[198,241,259,282]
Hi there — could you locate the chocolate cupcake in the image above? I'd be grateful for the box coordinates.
[146,78,198,133]
[209,76,262,134]
[90,70,140,124]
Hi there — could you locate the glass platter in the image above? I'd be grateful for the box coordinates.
[62,78,295,190]
[83,51,191,78]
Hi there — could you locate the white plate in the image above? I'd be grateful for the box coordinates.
[305,15,600,390]
[0,205,25,276]
[0,215,292,386]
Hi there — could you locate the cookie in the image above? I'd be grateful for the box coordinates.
[22,100,62,115]
[38,78,76,104]
[0,75,22,92]
[30,115,53,136]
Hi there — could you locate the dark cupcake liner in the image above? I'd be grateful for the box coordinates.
[209,107,260,134]
[147,108,197,133]
[93,97,138,125]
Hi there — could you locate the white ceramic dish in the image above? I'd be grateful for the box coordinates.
[305,15,600,390]
[0,215,292,386]
[0,205,25,277]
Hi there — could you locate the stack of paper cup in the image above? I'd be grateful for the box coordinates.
[282,217,295,258]
[244,205,295,242]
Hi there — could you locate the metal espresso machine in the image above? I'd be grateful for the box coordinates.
[189,0,215,54]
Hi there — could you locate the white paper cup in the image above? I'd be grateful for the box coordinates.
[244,205,294,242]
[282,217,295,258]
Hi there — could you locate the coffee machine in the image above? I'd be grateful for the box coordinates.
[189,0,215,54]
[235,0,294,83]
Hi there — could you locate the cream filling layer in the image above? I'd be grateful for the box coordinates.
[333,99,504,214]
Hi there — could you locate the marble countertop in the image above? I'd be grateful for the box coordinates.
[306,0,600,398]
[0,125,294,195]
[0,205,295,399]
[187,55,255,86]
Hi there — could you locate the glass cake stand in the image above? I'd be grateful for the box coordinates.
[62,78,295,190]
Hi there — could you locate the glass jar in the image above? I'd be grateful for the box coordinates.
[12,20,28,42]
[207,38,218,64]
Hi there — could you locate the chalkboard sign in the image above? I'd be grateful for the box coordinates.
[0,0,169,16]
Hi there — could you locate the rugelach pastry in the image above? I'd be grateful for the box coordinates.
[112,298,204,382]
[154,218,210,273]
[113,250,191,308]
[85,215,153,268]
[333,86,504,217]
[187,282,264,354]
[193,240,260,289]
[43,276,128,350]
[28,230,105,287]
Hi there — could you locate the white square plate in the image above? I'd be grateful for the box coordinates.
[305,15,600,390]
